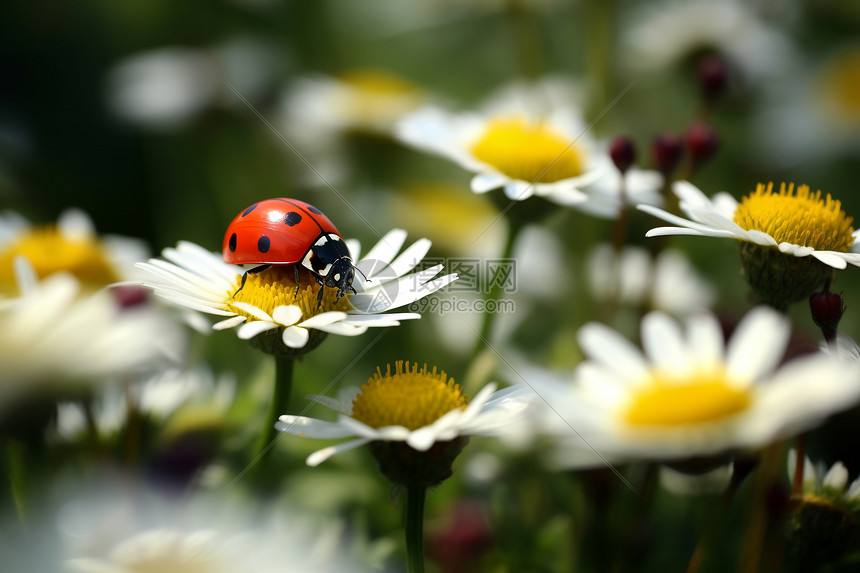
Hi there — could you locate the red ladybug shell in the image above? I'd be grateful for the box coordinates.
[222,198,341,265]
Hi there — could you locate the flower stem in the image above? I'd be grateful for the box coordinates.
[791,435,806,497]
[254,354,294,462]
[405,485,427,573]
[469,222,521,365]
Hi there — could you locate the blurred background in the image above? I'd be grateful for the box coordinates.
[2,0,860,570]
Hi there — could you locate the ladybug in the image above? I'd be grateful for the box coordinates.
[223,198,357,305]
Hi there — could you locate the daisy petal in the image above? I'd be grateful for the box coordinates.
[306,438,371,467]
[272,305,303,326]
[282,326,309,348]
[726,307,790,382]
[212,315,246,330]
[231,301,273,322]
[578,322,648,381]
[236,320,277,339]
[275,415,357,439]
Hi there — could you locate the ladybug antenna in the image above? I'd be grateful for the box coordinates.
[353,264,369,283]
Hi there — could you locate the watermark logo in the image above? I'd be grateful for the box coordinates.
[357,257,518,315]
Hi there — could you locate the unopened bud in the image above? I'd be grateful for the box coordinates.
[810,290,845,343]
[610,136,636,175]
[651,133,684,177]
[685,122,720,171]
[698,54,729,102]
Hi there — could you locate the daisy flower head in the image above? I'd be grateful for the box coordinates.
[639,181,860,309]
[395,78,605,205]
[621,0,794,83]
[587,243,715,315]
[0,258,182,410]
[53,481,363,573]
[755,44,860,167]
[786,451,860,567]
[532,306,860,468]
[137,228,457,356]
[276,361,535,487]
[0,208,149,296]
[281,69,424,137]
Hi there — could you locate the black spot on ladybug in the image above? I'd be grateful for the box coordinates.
[284,212,302,226]
[242,204,258,217]
[228,233,238,252]
[307,205,323,215]
[258,235,271,253]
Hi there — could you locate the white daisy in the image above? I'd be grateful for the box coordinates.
[275,361,535,467]
[0,208,150,295]
[54,366,235,441]
[823,334,860,362]
[395,78,605,203]
[105,39,281,131]
[788,450,860,508]
[281,69,424,137]
[0,259,182,408]
[621,0,795,82]
[136,229,457,351]
[531,306,860,467]
[568,165,664,218]
[639,180,860,270]
[754,44,860,167]
[586,243,715,315]
[55,482,363,573]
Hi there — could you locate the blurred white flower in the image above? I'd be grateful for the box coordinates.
[587,243,715,315]
[571,166,664,219]
[396,78,605,203]
[105,39,282,131]
[0,260,182,408]
[281,69,424,137]
[50,482,364,573]
[531,307,860,467]
[754,44,860,167]
[55,366,235,441]
[0,208,149,295]
[622,0,795,81]
[788,449,860,507]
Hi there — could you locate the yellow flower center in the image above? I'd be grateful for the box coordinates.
[351,361,468,430]
[0,225,119,295]
[624,371,751,427]
[336,69,423,128]
[469,117,585,183]
[733,182,855,252]
[340,69,421,98]
[817,48,860,122]
[226,266,351,321]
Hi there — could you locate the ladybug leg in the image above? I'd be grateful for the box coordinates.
[233,265,269,297]
[315,275,326,308]
[293,264,301,299]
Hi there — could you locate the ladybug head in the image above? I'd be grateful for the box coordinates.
[325,258,357,301]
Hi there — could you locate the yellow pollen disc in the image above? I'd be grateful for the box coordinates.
[340,69,421,98]
[733,182,855,252]
[817,48,860,122]
[226,266,351,322]
[624,372,751,427]
[469,117,585,183]
[0,226,119,294]
[351,361,469,430]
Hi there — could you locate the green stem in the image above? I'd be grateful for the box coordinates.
[585,0,614,120]
[254,354,294,460]
[5,442,26,523]
[405,485,427,573]
[506,0,543,80]
[469,222,522,364]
